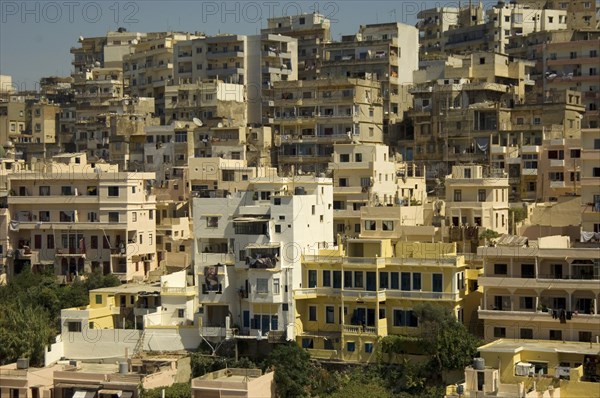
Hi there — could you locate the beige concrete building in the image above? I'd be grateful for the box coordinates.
[491,89,585,202]
[263,13,332,81]
[6,153,157,282]
[546,0,600,30]
[581,128,600,236]
[192,368,275,398]
[408,51,534,177]
[173,33,298,125]
[478,235,600,342]
[330,142,426,236]
[0,74,15,94]
[163,79,246,125]
[123,32,200,121]
[446,339,600,398]
[0,362,60,398]
[321,22,418,122]
[268,78,383,174]
[445,165,510,235]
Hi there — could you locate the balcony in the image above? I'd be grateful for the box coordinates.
[522,168,538,176]
[161,286,196,296]
[247,291,284,304]
[385,290,459,301]
[8,195,101,205]
[550,181,566,189]
[343,318,387,337]
[550,159,565,167]
[197,253,235,266]
[478,307,600,325]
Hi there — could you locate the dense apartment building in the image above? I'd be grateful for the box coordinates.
[445,165,510,235]
[321,22,418,123]
[439,1,568,55]
[267,78,383,174]
[581,128,600,235]
[123,32,200,121]
[192,175,333,343]
[490,89,586,201]
[407,52,535,178]
[330,142,426,235]
[173,33,298,124]
[263,13,332,81]
[446,338,600,398]
[418,3,487,59]
[545,0,600,30]
[477,235,600,342]
[6,153,157,282]
[295,239,479,363]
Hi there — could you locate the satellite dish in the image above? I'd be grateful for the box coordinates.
[217,122,223,128]
[123,100,129,105]
[94,61,101,67]
[192,117,203,127]
[131,39,139,45]
[79,36,84,42]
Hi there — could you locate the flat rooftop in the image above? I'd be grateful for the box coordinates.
[91,283,160,295]
[479,339,600,356]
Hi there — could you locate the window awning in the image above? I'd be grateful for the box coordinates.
[233,217,269,223]
[73,391,96,398]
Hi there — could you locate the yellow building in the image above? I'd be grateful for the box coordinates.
[446,339,600,398]
[478,235,600,343]
[294,238,480,363]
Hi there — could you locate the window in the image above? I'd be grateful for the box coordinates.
[380,272,388,289]
[95,294,102,304]
[309,306,317,321]
[354,271,363,288]
[273,278,280,294]
[178,309,185,318]
[364,220,376,230]
[91,236,98,249]
[493,327,506,338]
[323,270,331,287]
[39,211,50,222]
[39,186,50,196]
[520,296,534,310]
[274,225,281,233]
[520,328,533,339]
[333,271,341,288]
[432,274,443,292]
[256,278,269,293]
[308,270,317,288]
[61,186,73,196]
[549,172,564,181]
[347,342,356,352]
[365,342,374,353]
[207,216,218,228]
[393,309,418,327]
[339,178,348,187]
[412,273,421,290]
[379,220,394,232]
[494,263,508,275]
[478,189,486,202]
[67,321,82,332]
[570,149,581,158]
[593,168,600,177]
[549,330,562,341]
[326,306,334,323]
[453,190,462,202]
[108,186,119,196]
[579,331,592,342]
[108,212,119,222]
[132,212,137,222]
[340,154,350,162]
[390,272,399,289]
[355,153,362,162]
[344,271,352,288]
[47,235,54,249]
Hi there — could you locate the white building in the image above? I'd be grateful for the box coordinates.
[192,176,333,342]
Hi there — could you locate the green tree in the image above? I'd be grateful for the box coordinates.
[139,383,190,398]
[413,303,480,378]
[0,303,54,366]
[263,343,313,398]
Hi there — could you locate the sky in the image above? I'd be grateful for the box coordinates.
[0,0,498,89]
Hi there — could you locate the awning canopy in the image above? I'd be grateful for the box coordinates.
[233,217,269,223]
[73,391,96,398]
